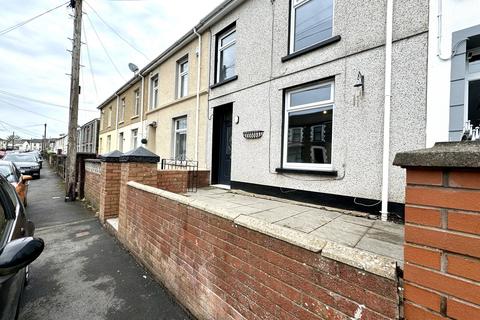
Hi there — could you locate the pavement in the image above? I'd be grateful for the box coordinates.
[186,187,404,263]
[19,167,191,320]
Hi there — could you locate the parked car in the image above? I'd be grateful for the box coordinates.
[26,151,43,169]
[0,151,5,160]
[0,161,32,207]
[0,174,44,320]
[3,154,40,179]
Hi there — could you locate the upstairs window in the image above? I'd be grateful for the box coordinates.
[283,81,334,170]
[119,98,125,122]
[216,25,236,83]
[290,0,333,53]
[134,89,140,116]
[108,106,112,127]
[177,57,189,98]
[150,74,159,110]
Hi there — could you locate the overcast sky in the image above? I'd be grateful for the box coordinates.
[0,0,223,140]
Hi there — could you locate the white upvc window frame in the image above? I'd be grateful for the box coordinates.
[149,74,159,110]
[173,116,187,160]
[131,129,138,149]
[134,89,140,116]
[106,135,111,152]
[177,58,189,98]
[118,132,124,152]
[119,98,125,123]
[107,106,112,127]
[465,49,480,124]
[282,80,335,171]
[289,0,334,54]
[216,27,236,83]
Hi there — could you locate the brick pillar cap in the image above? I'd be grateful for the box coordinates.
[119,146,160,163]
[100,150,123,163]
[393,141,480,168]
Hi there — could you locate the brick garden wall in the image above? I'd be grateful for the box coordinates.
[84,160,101,210]
[157,170,211,194]
[121,184,399,320]
[157,170,189,193]
[403,168,480,319]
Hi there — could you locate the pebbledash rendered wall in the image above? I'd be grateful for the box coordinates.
[207,0,429,211]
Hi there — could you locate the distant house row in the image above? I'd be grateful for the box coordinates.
[95,0,480,217]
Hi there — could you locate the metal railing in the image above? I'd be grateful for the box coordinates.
[161,158,199,192]
[463,120,480,141]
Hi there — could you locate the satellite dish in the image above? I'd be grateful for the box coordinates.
[128,63,139,73]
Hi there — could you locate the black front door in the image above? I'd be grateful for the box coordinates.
[212,104,232,185]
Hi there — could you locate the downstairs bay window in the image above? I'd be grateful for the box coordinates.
[283,81,334,171]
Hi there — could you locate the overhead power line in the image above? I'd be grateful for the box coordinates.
[0,2,69,37]
[82,21,99,99]
[0,98,66,123]
[85,13,126,80]
[84,1,149,60]
[0,89,97,112]
[0,119,43,138]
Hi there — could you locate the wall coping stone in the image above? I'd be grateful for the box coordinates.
[394,141,480,168]
[127,181,398,280]
[100,150,123,162]
[119,146,159,163]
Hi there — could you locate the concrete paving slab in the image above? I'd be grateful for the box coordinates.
[186,187,405,264]
[250,208,297,223]
[275,209,340,233]
[310,224,366,247]
[356,236,404,262]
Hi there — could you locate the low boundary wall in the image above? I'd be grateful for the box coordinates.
[120,182,400,320]
[84,159,101,210]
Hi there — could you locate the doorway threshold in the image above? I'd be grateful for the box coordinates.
[211,184,231,190]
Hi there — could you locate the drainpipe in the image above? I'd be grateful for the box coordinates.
[193,27,202,163]
[140,74,145,143]
[115,94,119,151]
[380,0,394,221]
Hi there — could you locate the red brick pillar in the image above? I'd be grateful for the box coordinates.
[394,142,480,319]
[98,151,122,223]
[117,147,159,241]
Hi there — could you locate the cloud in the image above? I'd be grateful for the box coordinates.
[0,0,223,139]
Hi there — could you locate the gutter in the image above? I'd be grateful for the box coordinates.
[193,27,202,162]
[380,0,394,221]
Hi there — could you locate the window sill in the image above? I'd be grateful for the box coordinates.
[131,115,139,120]
[281,35,341,63]
[275,168,338,176]
[118,121,124,125]
[210,75,238,89]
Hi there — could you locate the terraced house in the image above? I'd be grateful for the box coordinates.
[98,30,210,169]
[142,31,210,169]
[206,0,429,219]
[98,76,144,155]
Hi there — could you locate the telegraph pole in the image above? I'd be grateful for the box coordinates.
[66,0,83,201]
[43,123,47,152]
